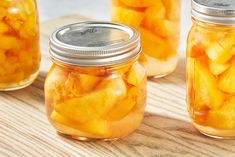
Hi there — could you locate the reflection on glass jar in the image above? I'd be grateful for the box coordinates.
[187,0,235,138]
[111,0,180,77]
[0,0,40,90]
[45,22,147,140]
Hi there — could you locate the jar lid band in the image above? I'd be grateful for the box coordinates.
[49,22,141,66]
[192,0,235,25]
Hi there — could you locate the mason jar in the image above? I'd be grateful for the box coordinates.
[0,0,40,90]
[45,22,147,140]
[112,0,180,77]
[187,0,235,138]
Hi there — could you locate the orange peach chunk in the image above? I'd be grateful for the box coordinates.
[126,62,146,86]
[0,71,24,84]
[143,18,179,38]
[0,11,6,22]
[55,78,127,123]
[207,96,235,130]
[142,1,179,38]
[144,1,166,19]
[112,6,144,27]
[22,0,36,15]
[79,74,101,93]
[209,61,229,76]
[219,60,235,93]
[110,107,143,138]
[51,111,111,136]
[0,35,20,50]
[63,72,100,98]
[139,27,176,60]
[106,87,138,121]
[20,15,38,38]
[162,0,180,20]
[189,58,224,109]
[0,22,9,34]
[206,36,235,64]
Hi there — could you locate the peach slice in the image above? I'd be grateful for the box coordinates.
[143,18,179,38]
[206,36,235,64]
[0,71,24,84]
[0,35,20,50]
[51,120,105,139]
[138,27,169,60]
[51,111,111,136]
[110,108,143,138]
[0,22,9,34]
[209,61,229,76]
[219,60,235,93]
[162,0,180,20]
[45,65,68,85]
[19,15,38,38]
[126,62,146,86]
[112,6,144,27]
[44,65,68,102]
[0,7,6,20]
[143,1,165,19]
[55,78,127,123]
[22,0,36,15]
[63,72,100,98]
[189,58,224,109]
[142,2,179,38]
[207,110,235,130]
[3,3,29,32]
[207,96,235,130]
[106,86,138,121]
[78,73,101,93]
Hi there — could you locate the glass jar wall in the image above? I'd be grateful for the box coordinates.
[45,60,146,140]
[112,0,180,77]
[187,0,235,138]
[0,0,40,90]
[45,22,147,140]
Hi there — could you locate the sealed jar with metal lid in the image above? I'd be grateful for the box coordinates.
[0,0,40,90]
[187,0,235,138]
[45,22,147,140]
[111,0,180,77]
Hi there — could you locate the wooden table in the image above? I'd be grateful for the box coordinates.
[0,15,234,157]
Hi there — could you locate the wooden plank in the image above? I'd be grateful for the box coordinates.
[0,14,235,157]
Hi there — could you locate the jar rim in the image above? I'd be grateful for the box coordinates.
[49,21,141,67]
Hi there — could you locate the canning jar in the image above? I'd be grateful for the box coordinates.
[0,0,40,90]
[45,22,147,140]
[187,0,235,138]
[112,0,180,77]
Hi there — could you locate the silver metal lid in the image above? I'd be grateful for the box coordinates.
[192,0,235,25]
[49,21,141,66]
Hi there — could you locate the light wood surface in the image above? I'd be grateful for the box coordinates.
[0,14,235,157]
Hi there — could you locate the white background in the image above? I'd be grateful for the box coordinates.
[37,0,191,53]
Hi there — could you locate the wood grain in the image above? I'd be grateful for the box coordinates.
[0,14,235,157]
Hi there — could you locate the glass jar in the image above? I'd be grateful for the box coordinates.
[45,22,147,140]
[111,0,180,77]
[187,0,235,138]
[0,0,40,90]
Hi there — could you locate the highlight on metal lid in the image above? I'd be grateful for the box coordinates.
[192,0,235,25]
[49,21,141,66]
